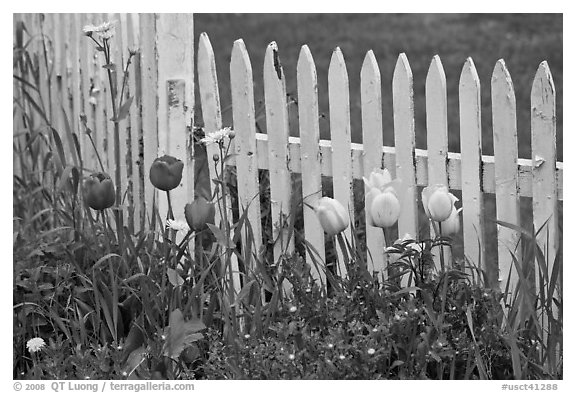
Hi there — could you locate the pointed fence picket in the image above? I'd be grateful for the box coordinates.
[392,53,419,287]
[328,47,354,278]
[459,58,485,270]
[13,17,563,331]
[491,59,521,293]
[297,45,326,285]
[230,39,263,271]
[360,50,385,275]
[263,42,294,268]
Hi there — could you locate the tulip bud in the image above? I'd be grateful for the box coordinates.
[422,185,458,222]
[83,172,115,210]
[212,154,220,162]
[363,168,392,191]
[370,188,400,228]
[315,197,349,236]
[149,155,184,191]
[441,207,462,236]
[184,196,216,232]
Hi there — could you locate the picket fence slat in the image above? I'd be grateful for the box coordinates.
[231,39,263,270]
[263,42,294,273]
[328,47,353,277]
[425,55,451,268]
[531,61,559,307]
[459,57,485,268]
[139,13,159,225]
[126,13,143,232]
[197,32,241,292]
[393,54,419,242]
[68,14,82,157]
[297,45,326,284]
[360,50,385,274]
[78,13,95,172]
[156,13,194,223]
[491,59,521,292]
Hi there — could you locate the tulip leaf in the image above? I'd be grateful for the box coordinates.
[50,127,66,170]
[112,96,134,123]
[162,309,205,360]
[207,223,234,249]
[166,268,184,287]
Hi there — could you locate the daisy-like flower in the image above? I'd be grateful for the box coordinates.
[83,21,116,40]
[289,305,297,313]
[367,348,376,355]
[200,127,233,146]
[26,337,46,353]
[288,354,295,360]
[166,219,190,233]
[338,354,346,360]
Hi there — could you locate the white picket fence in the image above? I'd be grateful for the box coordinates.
[13,13,562,296]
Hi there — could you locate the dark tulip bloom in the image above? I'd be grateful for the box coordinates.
[149,155,184,191]
[185,197,216,232]
[83,172,115,210]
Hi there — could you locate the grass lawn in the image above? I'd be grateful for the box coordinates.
[194,13,563,161]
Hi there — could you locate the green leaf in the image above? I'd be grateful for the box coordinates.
[163,309,206,360]
[207,223,234,249]
[167,268,184,287]
[113,96,134,123]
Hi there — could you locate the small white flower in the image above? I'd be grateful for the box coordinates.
[289,306,297,313]
[372,328,378,333]
[26,337,46,353]
[288,353,295,360]
[83,21,116,39]
[166,219,190,233]
[339,354,346,360]
[367,348,376,355]
[200,127,232,145]
[327,343,334,349]
[244,334,251,339]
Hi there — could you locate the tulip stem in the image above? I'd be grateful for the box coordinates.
[166,191,174,221]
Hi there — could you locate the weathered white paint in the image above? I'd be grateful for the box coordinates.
[230,39,263,270]
[531,61,559,328]
[263,42,294,272]
[393,53,419,287]
[139,13,159,226]
[197,32,241,293]
[361,50,385,275]
[491,59,521,293]
[297,45,326,284]
[156,14,194,223]
[425,55,451,268]
[459,57,485,269]
[328,47,353,278]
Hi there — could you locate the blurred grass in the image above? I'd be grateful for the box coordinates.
[194,13,562,161]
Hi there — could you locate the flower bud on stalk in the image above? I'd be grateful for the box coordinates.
[83,172,115,210]
[149,155,184,191]
[185,197,216,232]
[422,185,458,222]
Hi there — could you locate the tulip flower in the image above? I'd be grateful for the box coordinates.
[363,168,401,228]
[184,196,216,232]
[422,185,458,222]
[369,188,400,228]
[149,155,184,191]
[441,207,462,236]
[363,168,392,191]
[83,172,115,210]
[315,197,349,236]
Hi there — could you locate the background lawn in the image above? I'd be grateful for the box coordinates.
[194,13,563,161]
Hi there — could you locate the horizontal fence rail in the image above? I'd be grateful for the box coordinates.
[13,13,563,302]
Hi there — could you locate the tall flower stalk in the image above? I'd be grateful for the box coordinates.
[83,21,137,252]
